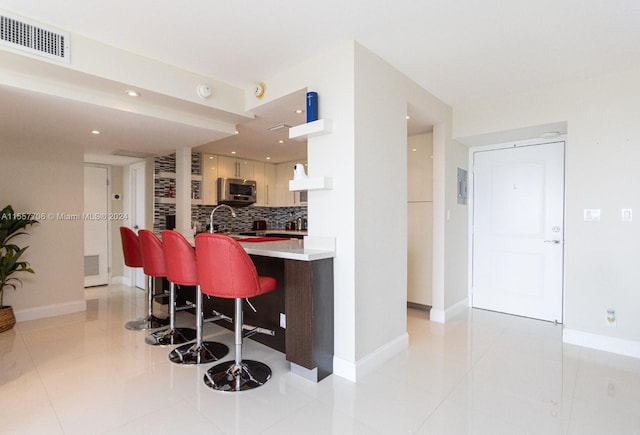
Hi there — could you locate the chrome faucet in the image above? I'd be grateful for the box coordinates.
[209,204,237,233]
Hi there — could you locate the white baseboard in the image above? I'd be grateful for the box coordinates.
[563,328,640,360]
[14,300,87,322]
[430,297,469,324]
[333,332,409,382]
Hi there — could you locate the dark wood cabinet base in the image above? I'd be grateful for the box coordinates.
[176,255,334,381]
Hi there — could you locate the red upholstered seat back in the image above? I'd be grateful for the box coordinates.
[195,233,276,299]
[138,230,166,278]
[161,230,198,286]
[120,226,143,268]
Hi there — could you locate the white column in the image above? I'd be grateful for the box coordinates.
[175,147,192,234]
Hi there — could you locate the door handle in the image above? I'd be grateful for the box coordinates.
[544,240,562,244]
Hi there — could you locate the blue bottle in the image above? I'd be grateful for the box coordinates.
[306,91,318,123]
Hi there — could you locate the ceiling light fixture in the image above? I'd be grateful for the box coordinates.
[125,90,140,97]
[91,130,101,135]
[278,140,284,144]
[266,157,271,160]
[231,151,236,155]
[406,115,411,120]
[295,109,304,114]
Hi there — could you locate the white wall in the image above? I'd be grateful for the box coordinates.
[0,139,85,320]
[453,67,640,355]
[248,41,467,379]
[353,43,408,358]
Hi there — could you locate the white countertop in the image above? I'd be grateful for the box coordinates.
[264,230,308,237]
[180,232,334,261]
[239,238,334,261]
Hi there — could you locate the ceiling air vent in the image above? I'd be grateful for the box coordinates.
[0,13,70,63]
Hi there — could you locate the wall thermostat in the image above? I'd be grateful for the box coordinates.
[254,81,266,99]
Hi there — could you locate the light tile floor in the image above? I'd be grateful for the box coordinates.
[1,284,640,434]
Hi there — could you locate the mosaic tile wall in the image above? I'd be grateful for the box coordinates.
[153,153,307,233]
[192,205,307,233]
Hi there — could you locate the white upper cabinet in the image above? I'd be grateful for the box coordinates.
[407,132,433,202]
[261,163,277,206]
[197,154,301,207]
[201,153,219,206]
[218,155,255,180]
[276,160,307,206]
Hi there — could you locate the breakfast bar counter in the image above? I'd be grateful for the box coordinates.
[237,237,334,261]
[184,234,335,382]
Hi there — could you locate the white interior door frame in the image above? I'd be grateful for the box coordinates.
[129,161,146,289]
[467,135,567,321]
[84,164,111,287]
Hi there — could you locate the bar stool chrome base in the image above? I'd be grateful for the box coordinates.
[124,315,169,331]
[168,341,229,365]
[145,327,196,346]
[204,360,272,392]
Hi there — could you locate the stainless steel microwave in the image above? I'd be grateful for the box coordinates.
[217,178,256,206]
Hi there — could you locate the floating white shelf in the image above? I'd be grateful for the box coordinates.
[289,176,333,191]
[289,119,332,141]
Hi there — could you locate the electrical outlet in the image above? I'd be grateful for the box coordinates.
[606,309,617,327]
[279,313,286,329]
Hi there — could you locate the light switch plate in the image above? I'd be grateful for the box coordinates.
[584,209,601,222]
[621,209,633,222]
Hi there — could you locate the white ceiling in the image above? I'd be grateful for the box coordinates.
[1,0,639,163]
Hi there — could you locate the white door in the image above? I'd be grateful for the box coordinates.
[131,162,146,289]
[472,141,565,322]
[84,165,109,287]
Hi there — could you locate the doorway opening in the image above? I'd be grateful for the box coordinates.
[471,139,565,323]
[84,164,110,287]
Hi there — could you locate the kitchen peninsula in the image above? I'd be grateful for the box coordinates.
[181,234,335,382]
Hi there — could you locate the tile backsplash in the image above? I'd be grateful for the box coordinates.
[152,153,307,233]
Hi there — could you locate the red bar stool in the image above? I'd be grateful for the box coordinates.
[162,230,229,365]
[139,230,197,346]
[195,233,277,392]
[120,226,168,330]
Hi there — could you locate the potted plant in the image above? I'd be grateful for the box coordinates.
[0,205,38,333]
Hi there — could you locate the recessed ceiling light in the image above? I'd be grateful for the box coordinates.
[295,109,304,114]
[126,90,140,97]
[266,157,271,160]
[412,148,417,152]
[231,151,236,155]
[91,130,101,135]
[234,130,239,134]
[406,115,411,120]
[278,140,284,144]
